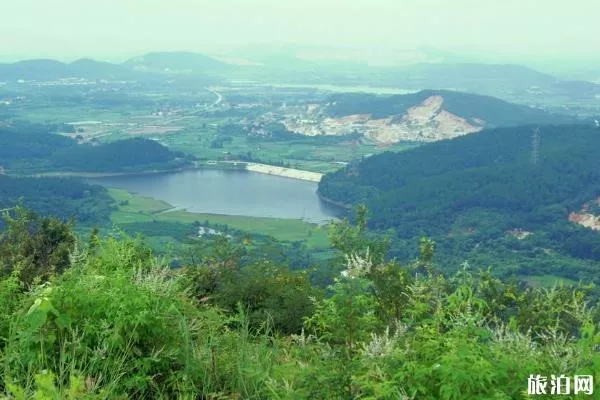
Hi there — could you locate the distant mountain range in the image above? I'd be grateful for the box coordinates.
[0,52,233,82]
[384,63,558,90]
[0,59,137,81]
[1,51,598,107]
[123,52,231,74]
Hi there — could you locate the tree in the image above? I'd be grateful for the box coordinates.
[0,206,75,286]
[328,204,390,268]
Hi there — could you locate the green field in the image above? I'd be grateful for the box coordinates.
[160,130,418,174]
[108,188,173,213]
[8,87,421,174]
[14,105,140,124]
[108,188,331,248]
[10,102,416,175]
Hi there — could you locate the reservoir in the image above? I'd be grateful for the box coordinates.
[86,169,342,223]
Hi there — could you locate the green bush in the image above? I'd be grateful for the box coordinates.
[0,208,598,399]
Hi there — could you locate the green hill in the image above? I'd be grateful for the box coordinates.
[319,124,600,282]
[0,176,114,225]
[0,123,187,173]
[51,137,184,172]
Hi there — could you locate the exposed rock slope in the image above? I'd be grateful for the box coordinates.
[280,90,573,143]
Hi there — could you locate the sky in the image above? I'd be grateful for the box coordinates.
[1,0,599,66]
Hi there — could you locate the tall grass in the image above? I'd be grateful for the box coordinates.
[0,237,286,399]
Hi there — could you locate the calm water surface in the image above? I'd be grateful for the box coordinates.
[86,169,342,223]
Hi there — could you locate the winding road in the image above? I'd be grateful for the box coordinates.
[206,87,223,108]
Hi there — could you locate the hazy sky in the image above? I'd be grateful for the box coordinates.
[1,0,598,64]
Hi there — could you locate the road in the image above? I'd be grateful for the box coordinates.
[206,87,223,108]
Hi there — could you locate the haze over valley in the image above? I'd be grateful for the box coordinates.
[2,32,600,290]
[1,1,600,398]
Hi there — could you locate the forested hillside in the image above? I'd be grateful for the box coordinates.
[0,208,598,399]
[0,123,187,173]
[0,176,114,225]
[51,138,184,172]
[319,124,600,283]
[0,122,76,172]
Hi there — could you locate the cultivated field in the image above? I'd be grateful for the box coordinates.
[108,188,331,248]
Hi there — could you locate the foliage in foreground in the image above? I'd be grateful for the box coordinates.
[0,207,598,399]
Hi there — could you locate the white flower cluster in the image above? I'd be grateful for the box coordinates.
[537,327,580,371]
[68,241,88,266]
[342,250,373,279]
[290,328,317,347]
[132,265,177,296]
[491,323,536,351]
[361,321,408,358]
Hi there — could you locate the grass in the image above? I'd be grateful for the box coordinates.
[108,188,331,248]
[108,188,173,213]
[15,105,138,124]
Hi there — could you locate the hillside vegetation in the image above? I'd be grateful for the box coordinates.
[0,207,598,399]
[0,123,187,173]
[0,176,114,226]
[319,124,600,283]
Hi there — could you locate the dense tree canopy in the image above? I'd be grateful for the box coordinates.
[319,124,600,282]
[51,138,184,172]
[0,176,114,225]
[0,122,186,173]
